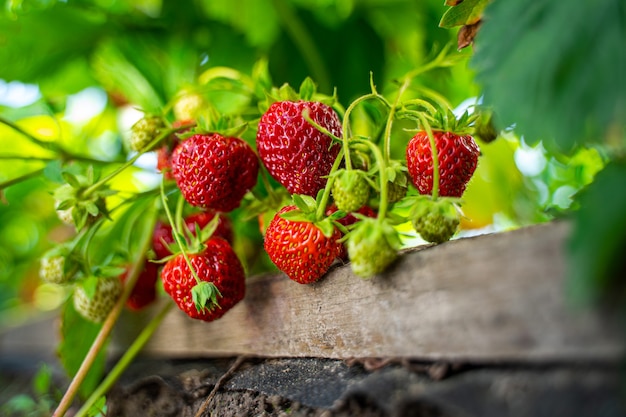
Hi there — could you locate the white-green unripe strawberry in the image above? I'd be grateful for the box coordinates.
[345,217,399,278]
[40,254,66,284]
[73,276,122,323]
[173,91,206,121]
[39,245,75,284]
[410,198,460,243]
[129,115,165,152]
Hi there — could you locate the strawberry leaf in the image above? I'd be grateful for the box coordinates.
[292,194,317,213]
[439,0,489,28]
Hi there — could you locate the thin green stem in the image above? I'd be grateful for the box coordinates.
[0,116,122,165]
[353,138,389,220]
[84,126,183,197]
[0,115,59,151]
[301,110,346,220]
[74,302,174,417]
[416,113,440,201]
[341,92,391,170]
[315,148,344,221]
[0,155,55,161]
[382,79,410,162]
[272,0,331,93]
[0,168,44,190]
[159,180,203,285]
[52,204,158,417]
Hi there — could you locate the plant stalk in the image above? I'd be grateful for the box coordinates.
[74,302,174,417]
[52,203,158,417]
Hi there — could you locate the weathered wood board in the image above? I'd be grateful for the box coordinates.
[124,221,623,361]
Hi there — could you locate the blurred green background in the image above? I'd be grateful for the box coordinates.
[0,0,622,328]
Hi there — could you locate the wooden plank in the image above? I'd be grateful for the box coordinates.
[128,220,623,361]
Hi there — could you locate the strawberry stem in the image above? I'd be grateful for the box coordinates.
[52,201,159,417]
[341,83,392,169]
[73,301,174,417]
[83,125,187,198]
[383,78,410,162]
[159,180,204,286]
[415,112,441,201]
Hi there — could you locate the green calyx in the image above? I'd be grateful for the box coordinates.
[345,217,401,279]
[54,169,115,231]
[192,281,222,314]
[409,196,460,244]
[259,77,341,114]
[178,104,248,140]
[279,193,343,238]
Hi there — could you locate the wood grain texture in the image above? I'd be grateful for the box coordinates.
[125,221,623,361]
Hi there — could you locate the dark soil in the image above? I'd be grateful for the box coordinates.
[103,357,625,417]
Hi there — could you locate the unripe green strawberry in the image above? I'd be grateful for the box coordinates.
[129,115,165,152]
[39,252,67,284]
[331,169,371,213]
[387,171,408,204]
[345,218,399,278]
[173,92,206,121]
[73,276,122,323]
[39,244,78,284]
[410,198,460,243]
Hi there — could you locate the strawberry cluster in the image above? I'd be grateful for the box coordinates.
[39,66,485,325]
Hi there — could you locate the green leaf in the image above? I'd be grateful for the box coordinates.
[86,396,107,417]
[33,364,52,396]
[80,276,99,300]
[61,172,82,188]
[439,0,489,28]
[299,77,317,101]
[472,0,626,153]
[567,160,626,307]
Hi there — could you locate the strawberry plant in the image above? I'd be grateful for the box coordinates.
[0,0,622,416]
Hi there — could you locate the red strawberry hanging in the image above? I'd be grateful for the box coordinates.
[406,130,479,198]
[264,205,342,284]
[171,133,259,212]
[160,236,246,322]
[256,100,342,197]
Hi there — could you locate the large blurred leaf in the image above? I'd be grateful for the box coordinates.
[0,4,107,84]
[199,0,280,48]
[567,160,626,307]
[472,0,626,153]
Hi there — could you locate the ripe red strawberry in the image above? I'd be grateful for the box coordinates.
[171,133,259,212]
[256,101,342,196]
[406,131,480,197]
[152,211,234,260]
[264,205,342,284]
[120,261,160,311]
[160,236,245,322]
